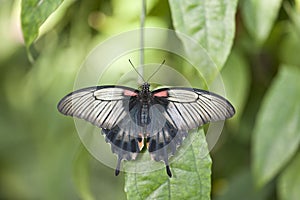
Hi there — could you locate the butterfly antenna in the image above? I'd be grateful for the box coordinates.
[146,60,165,82]
[129,59,146,82]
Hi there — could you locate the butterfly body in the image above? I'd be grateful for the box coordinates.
[58,82,235,177]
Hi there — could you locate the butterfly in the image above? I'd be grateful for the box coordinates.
[57,60,235,177]
[57,80,235,177]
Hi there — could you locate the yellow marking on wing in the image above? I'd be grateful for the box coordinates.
[138,133,144,151]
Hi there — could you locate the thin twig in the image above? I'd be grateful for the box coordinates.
[139,0,146,84]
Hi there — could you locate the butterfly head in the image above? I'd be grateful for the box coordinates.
[141,82,150,92]
[139,82,151,99]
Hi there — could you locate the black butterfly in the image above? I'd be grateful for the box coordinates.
[57,80,235,177]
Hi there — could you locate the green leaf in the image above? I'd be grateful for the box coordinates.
[278,152,300,200]
[241,0,283,44]
[214,170,271,200]
[169,0,238,70]
[124,129,211,200]
[73,145,95,200]
[252,66,300,187]
[221,49,250,126]
[21,0,64,47]
[279,3,300,67]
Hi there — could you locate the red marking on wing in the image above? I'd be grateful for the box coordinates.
[153,90,168,97]
[123,90,138,96]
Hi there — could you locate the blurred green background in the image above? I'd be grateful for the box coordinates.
[1,0,300,199]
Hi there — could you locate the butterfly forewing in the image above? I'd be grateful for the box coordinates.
[57,86,139,129]
[152,87,235,130]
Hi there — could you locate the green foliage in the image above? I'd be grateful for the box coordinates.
[221,50,251,127]
[124,130,211,200]
[169,0,238,69]
[21,0,64,48]
[241,0,283,44]
[278,152,300,200]
[0,0,299,199]
[253,66,300,187]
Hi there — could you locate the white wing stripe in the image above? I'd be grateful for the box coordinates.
[101,101,118,127]
[164,110,177,128]
[197,98,213,120]
[189,102,206,125]
[59,91,92,113]
[173,102,189,129]
[175,102,195,129]
[102,101,125,128]
[76,97,97,118]
[166,102,183,129]
[86,101,102,123]
[67,93,92,115]
[95,101,113,125]
[198,97,221,120]
[182,103,199,127]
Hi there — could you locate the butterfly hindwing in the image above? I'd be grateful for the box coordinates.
[102,116,143,176]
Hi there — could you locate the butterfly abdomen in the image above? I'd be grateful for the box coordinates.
[141,103,150,125]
